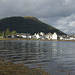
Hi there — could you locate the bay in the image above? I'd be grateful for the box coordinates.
[0,40,75,75]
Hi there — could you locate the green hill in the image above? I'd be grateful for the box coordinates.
[0,16,66,35]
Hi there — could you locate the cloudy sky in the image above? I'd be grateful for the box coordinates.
[0,0,75,34]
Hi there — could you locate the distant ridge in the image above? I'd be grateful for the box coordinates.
[0,16,66,35]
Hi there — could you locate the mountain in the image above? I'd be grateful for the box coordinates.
[0,16,66,35]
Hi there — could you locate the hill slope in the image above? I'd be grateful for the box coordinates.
[0,16,66,35]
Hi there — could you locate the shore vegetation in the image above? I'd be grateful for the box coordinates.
[0,58,50,75]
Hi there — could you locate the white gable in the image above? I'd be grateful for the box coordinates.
[52,32,57,40]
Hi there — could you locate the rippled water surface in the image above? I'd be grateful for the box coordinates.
[0,40,75,75]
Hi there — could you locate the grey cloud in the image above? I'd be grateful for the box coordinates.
[0,0,75,34]
[39,14,75,34]
[0,0,75,18]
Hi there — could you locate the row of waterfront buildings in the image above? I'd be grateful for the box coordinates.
[2,32,75,40]
[6,32,57,40]
[11,32,57,40]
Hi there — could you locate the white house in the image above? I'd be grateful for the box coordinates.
[60,36,63,40]
[40,32,44,36]
[21,35,27,38]
[34,33,40,39]
[45,33,52,40]
[52,32,57,40]
[26,34,32,39]
[21,33,32,39]
[39,32,45,39]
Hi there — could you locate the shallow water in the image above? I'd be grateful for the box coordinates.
[0,40,75,75]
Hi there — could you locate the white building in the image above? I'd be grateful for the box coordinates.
[26,34,32,39]
[21,35,26,38]
[34,33,40,39]
[21,33,32,39]
[52,32,57,40]
[40,32,44,36]
[45,33,52,40]
[60,36,63,40]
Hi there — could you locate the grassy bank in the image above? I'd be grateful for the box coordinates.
[0,58,50,75]
[0,38,32,40]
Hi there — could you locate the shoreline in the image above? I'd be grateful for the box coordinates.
[0,38,75,41]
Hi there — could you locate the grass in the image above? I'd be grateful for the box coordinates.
[0,58,50,75]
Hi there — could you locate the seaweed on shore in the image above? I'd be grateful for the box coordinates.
[0,58,50,75]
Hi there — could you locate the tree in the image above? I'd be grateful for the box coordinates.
[0,31,4,36]
[5,28,11,36]
[11,30,17,35]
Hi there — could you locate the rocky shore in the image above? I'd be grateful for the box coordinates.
[0,58,50,75]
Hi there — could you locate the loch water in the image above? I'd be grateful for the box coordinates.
[0,40,75,75]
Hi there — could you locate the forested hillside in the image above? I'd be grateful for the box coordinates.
[0,16,66,35]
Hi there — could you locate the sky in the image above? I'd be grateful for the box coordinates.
[0,0,75,34]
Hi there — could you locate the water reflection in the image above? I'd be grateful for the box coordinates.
[0,40,75,75]
[51,41,57,58]
[0,40,66,64]
[0,40,58,62]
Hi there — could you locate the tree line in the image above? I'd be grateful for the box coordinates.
[0,28,17,37]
